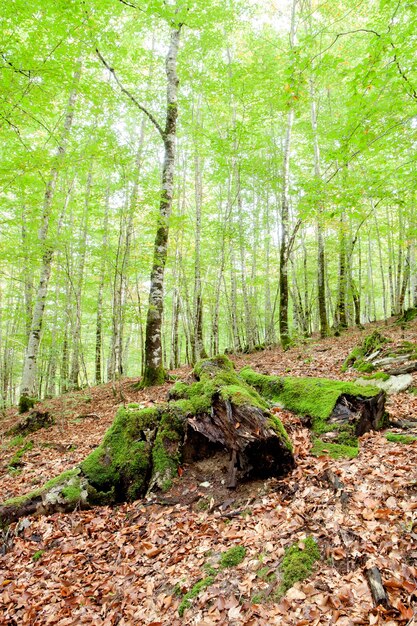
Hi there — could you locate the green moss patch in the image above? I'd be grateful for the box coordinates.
[219,545,246,569]
[396,307,417,325]
[81,406,159,502]
[385,433,417,444]
[178,577,214,617]
[277,537,320,597]
[363,372,390,381]
[178,542,247,616]
[8,440,34,469]
[311,438,359,459]
[32,550,45,562]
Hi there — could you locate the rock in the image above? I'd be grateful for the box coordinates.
[355,374,413,395]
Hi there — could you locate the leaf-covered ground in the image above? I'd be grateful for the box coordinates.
[1,319,417,625]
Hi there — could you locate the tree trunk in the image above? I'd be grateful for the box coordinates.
[142,26,182,387]
[279,0,297,351]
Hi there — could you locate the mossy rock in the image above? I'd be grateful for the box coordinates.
[82,404,185,502]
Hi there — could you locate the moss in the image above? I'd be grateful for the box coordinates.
[194,354,235,379]
[32,550,45,562]
[151,406,185,492]
[257,566,276,583]
[396,307,417,325]
[276,536,320,597]
[354,359,375,373]
[8,440,33,468]
[203,562,217,576]
[240,368,379,424]
[386,433,417,444]
[342,331,388,372]
[220,384,265,409]
[137,365,167,389]
[178,576,215,617]
[311,438,359,459]
[267,415,293,451]
[219,545,246,569]
[8,435,25,448]
[81,405,161,502]
[363,372,390,381]
[61,484,82,504]
[2,468,80,509]
[18,395,36,414]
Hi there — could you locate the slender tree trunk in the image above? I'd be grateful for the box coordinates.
[193,136,207,361]
[70,163,92,389]
[95,187,110,385]
[21,207,34,341]
[398,244,411,314]
[335,209,348,331]
[19,61,81,410]
[142,26,181,387]
[310,81,330,337]
[279,0,296,351]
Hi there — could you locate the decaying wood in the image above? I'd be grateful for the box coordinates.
[329,391,386,437]
[386,361,417,376]
[182,391,294,487]
[366,566,390,607]
[322,469,344,492]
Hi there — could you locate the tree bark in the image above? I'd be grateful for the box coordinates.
[279,0,296,351]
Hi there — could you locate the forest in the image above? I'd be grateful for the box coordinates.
[1,0,417,406]
[2,0,417,624]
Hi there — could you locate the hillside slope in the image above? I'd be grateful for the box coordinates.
[1,319,417,625]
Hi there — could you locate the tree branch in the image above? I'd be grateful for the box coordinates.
[392,47,417,101]
[310,29,381,65]
[286,218,303,262]
[96,48,165,140]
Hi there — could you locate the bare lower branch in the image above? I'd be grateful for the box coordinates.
[96,48,165,140]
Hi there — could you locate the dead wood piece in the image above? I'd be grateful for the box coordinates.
[183,395,294,486]
[386,361,417,376]
[389,419,417,430]
[76,413,100,420]
[366,566,390,607]
[373,355,410,367]
[322,469,345,492]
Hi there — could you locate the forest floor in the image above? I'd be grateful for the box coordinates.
[1,318,417,625]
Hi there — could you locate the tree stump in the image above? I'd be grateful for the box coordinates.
[0,356,294,525]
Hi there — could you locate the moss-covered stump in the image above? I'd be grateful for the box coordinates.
[6,410,54,436]
[1,356,294,525]
[240,368,386,450]
[170,355,294,488]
